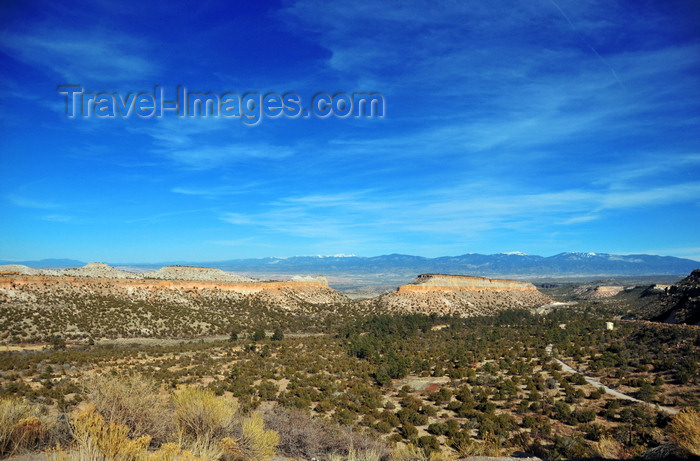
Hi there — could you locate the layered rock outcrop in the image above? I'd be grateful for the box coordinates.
[0,263,255,282]
[401,274,540,292]
[0,263,344,308]
[0,263,349,343]
[369,274,551,316]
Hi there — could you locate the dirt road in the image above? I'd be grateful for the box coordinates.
[545,344,678,415]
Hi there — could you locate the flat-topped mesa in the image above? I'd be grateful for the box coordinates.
[0,265,348,342]
[0,263,337,304]
[61,262,141,279]
[0,265,343,316]
[146,265,256,282]
[400,274,538,292]
[591,286,625,297]
[574,284,628,299]
[370,273,552,317]
[0,264,37,276]
[0,263,330,286]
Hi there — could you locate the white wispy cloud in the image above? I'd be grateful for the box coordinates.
[219,180,700,243]
[131,117,295,170]
[163,143,294,170]
[171,183,263,198]
[1,27,157,83]
[135,117,232,149]
[560,215,600,225]
[6,194,60,210]
[596,182,700,211]
[41,214,73,223]
[591,153,700,188]
[125,209,210,224]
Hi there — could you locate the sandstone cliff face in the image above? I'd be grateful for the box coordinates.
[0,263,256,282]
[0,263,346,317]
[369,274,551,317]
[0,274,343,308]
[145,266,255,282]
[0,275,329,293]
[403,274,539,291]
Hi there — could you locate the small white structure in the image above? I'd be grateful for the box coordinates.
[558,323,567,330]
[606,322,614,331]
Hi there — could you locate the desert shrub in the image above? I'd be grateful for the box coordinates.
[234,412,278,461]
[451,436,501,457]
[0,396,54,456]
[87,373,173,444]
[670,408,700,456]
[49,407,214,460]
[69,405,152,460]
[417,435,440,455]
[549,435,591,459]
[47,388,277,461]
[572,408,597,423]
[264,407,389,460]
[271,329,284,341]
[400,423,418,441]
[427,423,446,436]
[256,380,278,401]
[327,446,388,461]
[375,421,393,434]
[173,387,237,443]
[591,436,628,459]
[390,443,456,461]
[252,329,266,341]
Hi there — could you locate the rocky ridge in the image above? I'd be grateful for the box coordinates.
[367,274,551,316]
[0,263,258,282]
[0,265,558,342]
[0,263,334,302]
[574,284,627,299]
[649,269,700,325]
[0,263,353,342]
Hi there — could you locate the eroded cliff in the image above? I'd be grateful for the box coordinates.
[370,274,551,316]
[0,263,352,343]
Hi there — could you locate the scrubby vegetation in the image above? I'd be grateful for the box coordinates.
[0,274,700,461]
[11,374,281,461]
[0,289,698,459]
[0,290,373,343]
[0,396,57,458]
[670,408,700,457]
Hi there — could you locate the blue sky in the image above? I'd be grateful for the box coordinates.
[1,0,699,263]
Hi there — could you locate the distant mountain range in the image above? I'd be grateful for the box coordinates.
[0,258,85,269]
[3,252,698,278]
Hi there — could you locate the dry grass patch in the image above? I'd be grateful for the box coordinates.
[670,408,700,457]
[591,436,630,459]
[87,373,173,444]
[173,387,237,444]
[264,407,388,461]
[0,396,55,457]
[390,443,456,461]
